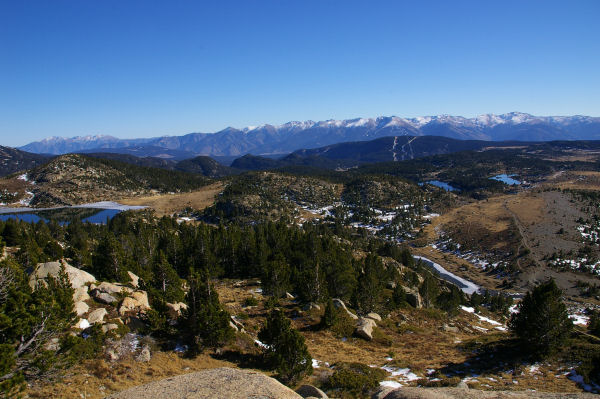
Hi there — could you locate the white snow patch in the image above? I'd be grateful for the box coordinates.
[380,380,403,388]
[569,314,589,326]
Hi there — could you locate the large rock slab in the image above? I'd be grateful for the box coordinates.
[355,317,377,341]
[118,291,150,316]
[29,261,95,290]
[106,367,302,399]
[296,384,328,398]
[166,302,188,320]
[74,301,89,316]
[88,308,108,324]
[96,281,134,295]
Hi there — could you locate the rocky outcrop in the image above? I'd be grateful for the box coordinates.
[29,261,95,290]
[95,281,134,296]
[127,271,139,288]
[74,301,89,316]
[401,285,423,309]
[355,317,377,340]
[118,291,150,316]
[106,367,303,399]
[296,384,328,398]
[373,387,598,399]
[366,312,382,321]
[332,298,358,320]
[136,345,151,362]
[73,286,90,302]
[93,291,118,304]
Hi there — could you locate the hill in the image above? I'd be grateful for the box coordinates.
[0,145,50,177]
[174,156,238,178]
[2,154,211,207]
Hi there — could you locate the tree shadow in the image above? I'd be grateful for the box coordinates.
[211,349,267,370]
[440,337,536,379]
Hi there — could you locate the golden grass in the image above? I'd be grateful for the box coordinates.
[118,182,223,216]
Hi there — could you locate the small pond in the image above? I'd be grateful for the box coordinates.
[424,180,459,192]
[490,174,521,185]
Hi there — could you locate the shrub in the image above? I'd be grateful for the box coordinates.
[243,297,259,307]
[327,362,388,396]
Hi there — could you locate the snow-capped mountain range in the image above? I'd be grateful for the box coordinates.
[19,113,600,157]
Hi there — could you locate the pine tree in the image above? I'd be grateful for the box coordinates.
[261,254,291,299]
[419,274,440,309]
[509,279,572,357]
[182,269,234,354]
[258,309,312,384]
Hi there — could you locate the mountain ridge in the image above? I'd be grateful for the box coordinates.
[19,112,600,157]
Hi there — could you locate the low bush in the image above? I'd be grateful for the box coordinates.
[326,362,388,397]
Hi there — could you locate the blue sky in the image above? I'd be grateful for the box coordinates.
[1,0,598,146]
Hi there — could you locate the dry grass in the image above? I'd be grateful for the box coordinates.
[27,352,235,399]
[118,182,223,216]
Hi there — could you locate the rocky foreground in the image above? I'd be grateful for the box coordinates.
[104,367,597,399]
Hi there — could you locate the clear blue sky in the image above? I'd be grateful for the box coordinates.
[1,0,598,146]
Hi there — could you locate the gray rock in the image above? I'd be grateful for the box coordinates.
[105,367,303,399]
[88,308,108,324]
[96,281,133,295]
[456,381,469,389]
[127,271,140,288]
[355,317,377,341]
[442,324,459,333]
[286,292,295,299]
[93,291,117,304]
[102,323,119,334]
[402,286,423,309]
[296,384,328,398]
[73,286,90,302]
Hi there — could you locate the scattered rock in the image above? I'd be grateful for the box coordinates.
[127,271,139,288]
[29,261,96,290]
[402,286,423,309]
[456,381,469,389]
[366,312,382,321]
[88,308,108,324]
[296,384,328,398]
[166,302,188,319]
[105,367,303,399]
[136,345,151,362]
[118,291,150,315]
[355,317,377,341]
[102,323,119,334]
[74,300,89,316]
[442,324,459,333]
[229,321,239,331]
[303,302,321,311]
[286,292,295,299]
[93,291,118,304]
[106,349,119,361]
[96,281,133,295]
[332,298,358,320]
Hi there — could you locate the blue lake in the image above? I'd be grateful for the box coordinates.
[0,202,144,225]
[490,174,521,185]
[425,180,459,192]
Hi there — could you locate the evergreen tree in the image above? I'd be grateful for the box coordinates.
[320,298,338,329]
[92,235,128,282]
[151,251,183,303]
[354,254,386,314]
[182,269,234,354]
[261,254,291,299]
[419,274,440,309]
[509,279,572,357]
[258,309,312,384]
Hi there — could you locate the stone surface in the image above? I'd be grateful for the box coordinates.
[355,317,377,340]
[127,271,139,288]
[73,286,90,302]
[296,384,328,398]
[303,302,321,311]
[29,261,96,290]
[88,308,108,324]
[102,323,119,334]
[286,292,295,299]
[119,291,150,315]
[106,367,303,399]
[96,281,134,295]
[136,345,151,362]
[332,298,358,320]
[166,302,188,319]
[93,291,117,304]
[74,300,89,316]
[402,286,423,309]
[374,387,599,399]
[442,324,459,333]
[366,312,382,321]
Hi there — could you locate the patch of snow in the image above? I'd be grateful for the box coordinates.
[568,369,600,393]
[415,256,480,295]
[380,380,403,388]
[17,173,29,181]
[254,339,269,349]
[77,318,90,329]
[569,314,590,326]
